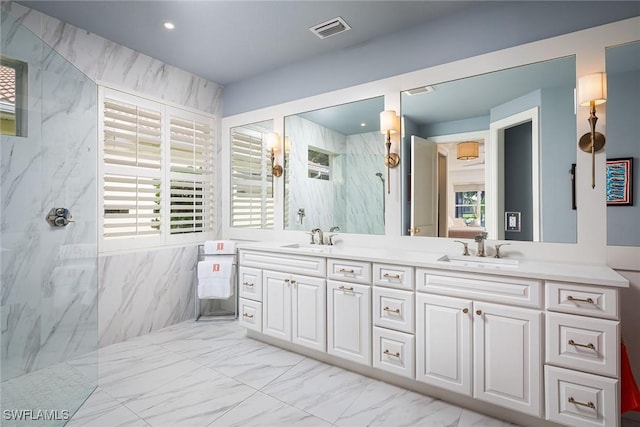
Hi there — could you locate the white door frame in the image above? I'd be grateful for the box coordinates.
[487,107,540,241]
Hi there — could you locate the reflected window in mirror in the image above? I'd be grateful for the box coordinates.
[284,96,385,234]
[230,120,274,229]
[308,148,331,180]
[0,56,27,137]
[606,41,640,247]
[401,55,577,243]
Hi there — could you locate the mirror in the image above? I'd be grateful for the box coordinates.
[284,96,385,234]
[401,55,577,243]
[606,41,640,247]
[230,119,275,229]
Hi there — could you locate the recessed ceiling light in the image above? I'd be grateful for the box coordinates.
[360,123,366,127]
[163,21,175,30]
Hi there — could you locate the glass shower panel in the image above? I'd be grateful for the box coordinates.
[1,6,98,426]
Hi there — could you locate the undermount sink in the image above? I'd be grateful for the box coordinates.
[437,254,519,269]
[281,243,332,253]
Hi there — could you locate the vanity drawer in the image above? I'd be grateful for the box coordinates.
[546,312,619,378]
[416,268,542,308]
[239,298,262,332]
[546,282,619,320]
[545,365,618,427]
[373,263,414,290]
[238,267,263,302]
[327,258,371,284]
[239,250,326,278]
[373,327,415,379]
[373,287,414,333]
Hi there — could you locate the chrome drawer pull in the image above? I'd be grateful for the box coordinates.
[243,313,254,319]
[339,268,355,274]
[568,397,596,409]
[383,306,401,314]
[567,295,595,304]
[383,349,400,357]
[383,273,401,279]
[243,282,254,287]
[568,339,595,350]
[284,278,290,283]
[339,285,354,292]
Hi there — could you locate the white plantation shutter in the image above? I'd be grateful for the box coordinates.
[100,86,215,250]
[231,128,273,228]
[102,93,162,240]
[168,111,214,235]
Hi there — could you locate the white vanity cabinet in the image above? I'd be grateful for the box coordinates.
[544,281,621,427]
[238,266,263,331]
[239,250,327,352]
[263,270,326,352]
[372,263,415,378]
[326,257,373,366]
[415,268,543,417]
[238,245,627,427]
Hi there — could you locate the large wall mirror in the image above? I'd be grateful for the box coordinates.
[230,119,275,229]
[606,41,640,247]
[401,55,578,243]
[284,96,385,235]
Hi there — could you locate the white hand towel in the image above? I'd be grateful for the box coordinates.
[197,257,234,279]
[198,277,233,299]
[204,240,236,255]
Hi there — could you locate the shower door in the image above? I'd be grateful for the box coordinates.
[1,5,98,426]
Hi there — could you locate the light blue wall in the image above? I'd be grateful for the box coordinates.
[607,57,640,246]
[223,1,639,116]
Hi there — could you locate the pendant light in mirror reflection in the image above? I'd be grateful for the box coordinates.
[577,72,607,189]
[456,141,479,160]
[380,110,400,193]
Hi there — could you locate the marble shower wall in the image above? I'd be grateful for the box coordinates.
[1,5,98,381]
[345,132,385,235]
[285,116,346,232]
[285,116,385,235]
[3,2,224,348]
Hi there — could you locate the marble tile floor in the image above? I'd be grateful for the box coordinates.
[68,319,519,427]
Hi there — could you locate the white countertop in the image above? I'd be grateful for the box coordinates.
[237,241,629,288]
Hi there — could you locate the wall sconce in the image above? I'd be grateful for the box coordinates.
[457,141,479,160]
[578,72,607,189]
[380,110,400,194]
[265,132,283,194]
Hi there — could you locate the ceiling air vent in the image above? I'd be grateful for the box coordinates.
[310,17,351,39]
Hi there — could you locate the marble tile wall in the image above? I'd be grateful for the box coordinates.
[2,1,224,349]
[285,116,385,235]
[1,5,99,384]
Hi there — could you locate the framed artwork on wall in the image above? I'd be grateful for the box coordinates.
[606,157,633,206]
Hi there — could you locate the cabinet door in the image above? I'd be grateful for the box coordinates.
[327,280,371,365]
[262,270,291,341]
[291,275,326,352]
[473,301,543,417]
[416,293,472,395]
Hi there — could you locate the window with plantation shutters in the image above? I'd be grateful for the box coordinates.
[168,112,214,235]
[231,122,273,228]
[100,86,215,251]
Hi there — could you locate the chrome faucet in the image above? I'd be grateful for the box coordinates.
[453,240,470,256]
[311,228,324,245]
[494,243,511,259]
[474,232,488,257]
[327,226,340,245]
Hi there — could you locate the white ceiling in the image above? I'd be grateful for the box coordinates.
[18,0,478,86]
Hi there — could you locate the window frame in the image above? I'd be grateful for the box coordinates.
[98,85,216,253]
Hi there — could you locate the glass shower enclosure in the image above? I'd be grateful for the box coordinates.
[1,5,98,426]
